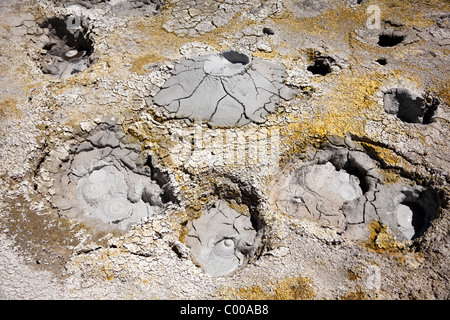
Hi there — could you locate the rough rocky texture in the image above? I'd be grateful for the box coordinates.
[55,0,164,16]
[0,0,449,301]
[162,0,267,37]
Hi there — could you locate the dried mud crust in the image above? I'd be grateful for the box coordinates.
[0,0,449,300]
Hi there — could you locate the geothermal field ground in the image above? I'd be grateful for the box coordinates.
[0,0,449,300]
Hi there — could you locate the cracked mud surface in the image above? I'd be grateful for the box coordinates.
[0,0,449,300]
[162,0,262,37]
[269,140,442,241]
[185,200,262,277]
[150,50,296,127]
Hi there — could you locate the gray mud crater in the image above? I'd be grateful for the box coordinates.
[1,0,449,300]
[38,15,94,78]
[39,117,177,231]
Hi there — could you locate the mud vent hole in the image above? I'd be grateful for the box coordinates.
[39,17,94,77]
[383,88,438,124]
[263,27,274,35]
[376,58,387,65]
[221,50,250,65]
[307,57,333,76]
[394,188,441,240]
[378,32,405,47]
[340,162,370,194]
[401,202,427,240]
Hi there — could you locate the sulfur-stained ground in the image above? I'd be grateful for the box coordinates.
[0,0,449,299]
